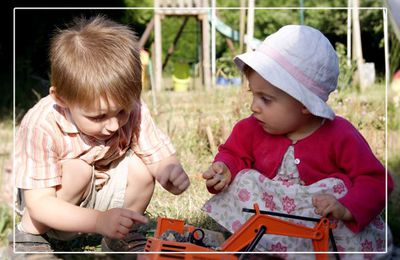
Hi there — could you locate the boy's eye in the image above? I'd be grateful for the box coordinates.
[118,110,126,116]
[89,114,106,121]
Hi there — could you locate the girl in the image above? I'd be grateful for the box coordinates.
[202,25,393,259]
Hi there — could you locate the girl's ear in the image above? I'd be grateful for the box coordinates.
[301,106,311,115]
[49,86,68,108]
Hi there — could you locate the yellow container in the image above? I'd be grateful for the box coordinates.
[173,75,190,92]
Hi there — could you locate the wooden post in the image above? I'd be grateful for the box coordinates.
[211,0,216,87]
[239,0,246,54]
[352,0,364,89]
[139,17,154,49]
[346,0,352,67]
[246,0,254,52]
[201,13,211,90]
[154,0,162,91]
[239,0,247,88]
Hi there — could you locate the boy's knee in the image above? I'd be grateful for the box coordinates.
[57,159,92,202]
[124,154,155,211]
[61,159,92,184]
[127,154,154,184]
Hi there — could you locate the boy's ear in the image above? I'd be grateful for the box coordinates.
[49,86,67,107]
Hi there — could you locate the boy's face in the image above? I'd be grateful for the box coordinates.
[247,70,309,137]
[67,97,131,141]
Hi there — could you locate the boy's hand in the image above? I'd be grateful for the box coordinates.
[156,164,190,195]
[312,194,353,221]
[95,208,148,239]
[202,161,231,191]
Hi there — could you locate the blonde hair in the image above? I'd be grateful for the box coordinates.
[50,15,142,140]
[50,15,141,109]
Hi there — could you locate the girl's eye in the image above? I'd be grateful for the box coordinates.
[247,88,251,92]
[261,96,271,103]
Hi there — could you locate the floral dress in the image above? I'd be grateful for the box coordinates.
[202,145,392,260]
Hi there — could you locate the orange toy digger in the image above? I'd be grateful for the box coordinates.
[141,203,340,260]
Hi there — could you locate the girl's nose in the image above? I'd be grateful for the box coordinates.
[250,98,260,114]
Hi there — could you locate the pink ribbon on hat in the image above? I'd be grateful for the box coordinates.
[258,44,327,101]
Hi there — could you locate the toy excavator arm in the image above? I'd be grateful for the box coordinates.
[220,204,331,258]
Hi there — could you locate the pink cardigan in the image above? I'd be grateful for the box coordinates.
[213,115,393,233]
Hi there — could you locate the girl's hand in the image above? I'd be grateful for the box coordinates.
[95,208,148,239]
[312,194,353,221]
[202,161,231,191]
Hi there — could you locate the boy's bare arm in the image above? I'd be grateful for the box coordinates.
[24,188,147,238]
[147,155,190,195]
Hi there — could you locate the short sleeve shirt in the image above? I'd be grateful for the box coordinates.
[15,95,175,189]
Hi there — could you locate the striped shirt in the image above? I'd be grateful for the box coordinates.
[15,95,175,189]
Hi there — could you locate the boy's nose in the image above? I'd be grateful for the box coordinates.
[105,117,119,133]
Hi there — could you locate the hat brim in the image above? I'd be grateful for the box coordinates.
[234,51,335,120]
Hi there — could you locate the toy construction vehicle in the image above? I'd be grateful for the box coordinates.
[141,203,339,260]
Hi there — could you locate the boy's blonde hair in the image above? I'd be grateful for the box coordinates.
[50,15,141,111]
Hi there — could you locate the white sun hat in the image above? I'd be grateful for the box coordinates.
[234,25,339,120]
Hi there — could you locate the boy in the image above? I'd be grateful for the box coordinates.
[13,15,190,252]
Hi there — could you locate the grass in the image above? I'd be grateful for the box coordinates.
[142,87,251,236]
[0,119,13,248]
[0,83,399,252]
[388,157,400,246]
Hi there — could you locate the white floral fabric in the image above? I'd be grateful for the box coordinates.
[203,145,392,260]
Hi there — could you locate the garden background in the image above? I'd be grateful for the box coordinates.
[0,0,399,257]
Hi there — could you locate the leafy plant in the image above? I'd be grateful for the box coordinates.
[388,100,400,130]
[216,54,240,79]
[0,204,12,246]
[389,24,400,78]
[336,42,357,91]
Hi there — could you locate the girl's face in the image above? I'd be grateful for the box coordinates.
[247,70,311,139]
[68,97,131,141]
